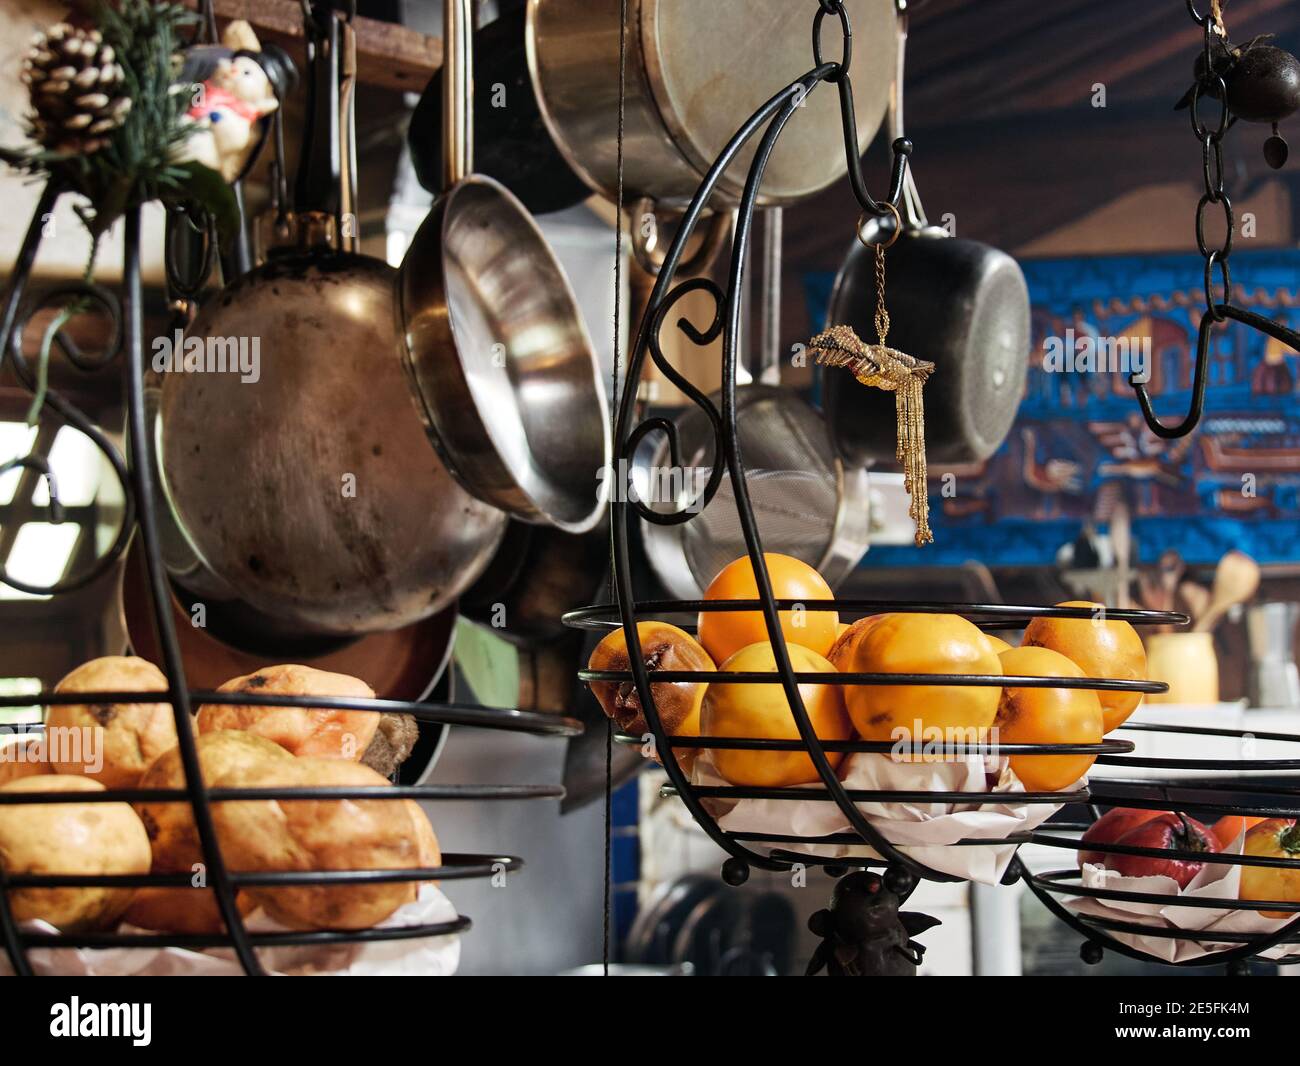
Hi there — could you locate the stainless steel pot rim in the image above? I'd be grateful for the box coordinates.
[398,173,610,535]
[524,0,895,210]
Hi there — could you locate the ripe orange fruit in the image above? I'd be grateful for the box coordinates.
[1239,819,1300,918]
[843,613,1002,750]
[1021,601,1147,733]
[995,646,1103,791]
[697,553,838,665]
[827,614,885,671]
[1212,814,1268,849]
[701,642,850,788]
[983,632,1014,655]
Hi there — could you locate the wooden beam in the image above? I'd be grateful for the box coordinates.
[189,0,441,93]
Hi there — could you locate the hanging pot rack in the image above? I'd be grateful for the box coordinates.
[183,0,442,91]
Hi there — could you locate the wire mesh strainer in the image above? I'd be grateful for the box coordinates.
[638,386,869,598]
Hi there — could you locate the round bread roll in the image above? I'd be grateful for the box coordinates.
[0,775,150,930]
[46,656,185,789]
[406,800,441,889]
[213,757,421,930]
[126,731,292,934]
[197,664,379,760]
[0,737,49,786]
[124,885,258,936]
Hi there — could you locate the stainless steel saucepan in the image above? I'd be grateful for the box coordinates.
[397,0,609,535]
[160,4,506,636]
[525,0,896,211]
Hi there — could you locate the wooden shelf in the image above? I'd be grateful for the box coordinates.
[190,0,442,93]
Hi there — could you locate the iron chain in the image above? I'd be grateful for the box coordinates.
[1189,11,1234,320]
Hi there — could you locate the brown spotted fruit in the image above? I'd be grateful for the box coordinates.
[586,622,715,768]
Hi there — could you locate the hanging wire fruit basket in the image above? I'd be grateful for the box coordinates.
[0,193,581,977]
[568,0,1300,973]
[1019,726,1300,971]
[0,2,582,977]
[571,599,1168,886]
[1016,0,1300,971]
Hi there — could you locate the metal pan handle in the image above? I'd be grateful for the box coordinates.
[443,0,473,189]
[889,9,928,232]
[757,207,782,386]
[630,202,731,278]
[338,16,360,252]
[295,3,342,225]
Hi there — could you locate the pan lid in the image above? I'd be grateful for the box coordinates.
[642,0,895,204]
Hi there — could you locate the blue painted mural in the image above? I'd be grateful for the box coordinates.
[806,249,1300,567]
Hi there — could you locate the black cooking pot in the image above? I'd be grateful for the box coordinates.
[408,5,588,215]
[824,221,1030,467]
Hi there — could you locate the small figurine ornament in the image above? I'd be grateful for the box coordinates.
[2,0,242,246]
[805,870,942,977]
[809,204,935,546]
[176,21,290,183]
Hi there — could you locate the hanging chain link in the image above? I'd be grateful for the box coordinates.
[873,243,891,344]
[1131,2,1300,438]
[1187,1,1234,321]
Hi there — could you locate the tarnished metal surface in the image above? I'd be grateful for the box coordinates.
[160,252,506,635]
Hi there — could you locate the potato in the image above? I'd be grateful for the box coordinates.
[197,665,378,760]
[126,731,291,934]
[46,656,185,789]
[0,775,150,931]
[213,758,421,930]
[361,712,420,777]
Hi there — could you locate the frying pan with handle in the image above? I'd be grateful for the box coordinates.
[397,0,609,534]
[160,3,507,636]
[823,11,1030,466]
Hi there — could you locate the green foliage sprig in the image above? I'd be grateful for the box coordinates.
[1,0,237,248]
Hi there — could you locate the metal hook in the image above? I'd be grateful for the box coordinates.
[1131,303,1300,438]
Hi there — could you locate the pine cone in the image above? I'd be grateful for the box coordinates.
[22,23,131,155]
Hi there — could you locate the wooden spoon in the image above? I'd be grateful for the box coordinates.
[1178,580,1211,623]
[1192,550,1261,632]
[1111,501,1131,609]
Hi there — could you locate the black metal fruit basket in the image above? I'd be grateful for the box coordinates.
[1020,726,1300,971]
[567,0,1300,973]
[0,178,581,975]
[570,600,1170,885]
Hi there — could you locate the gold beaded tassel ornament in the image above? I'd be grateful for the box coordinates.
[809,203,936,546]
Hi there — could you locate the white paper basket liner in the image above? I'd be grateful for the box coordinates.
[692,751,1076,884]
[0,883,461,976]
[1063,831,1300,964]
